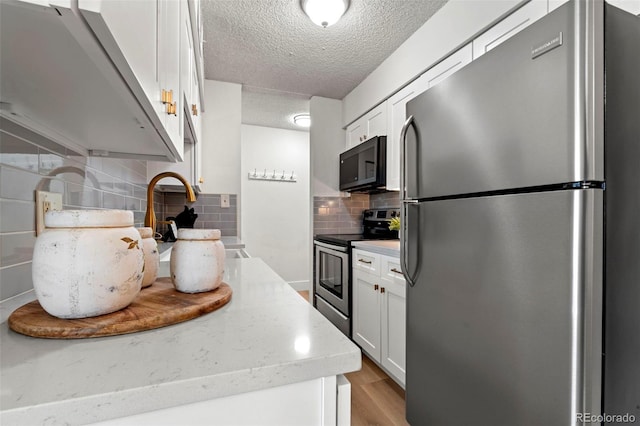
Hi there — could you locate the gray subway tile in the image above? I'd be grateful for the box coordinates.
[197,213,221,222]
[1,231,36,268]
[65,183,101,208]
[0,137,39,173]
[0,166,43,201]
[103,192,126,209]
[125,197,140,211]
[0,262,33,301]
[0,199,35,233]
[220,213,237,222]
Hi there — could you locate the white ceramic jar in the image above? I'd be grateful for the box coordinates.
[32,210,144,319]
[170,229,225,293]
[136,227,159,288]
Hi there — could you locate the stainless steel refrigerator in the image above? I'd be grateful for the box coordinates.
[400,1,639,424]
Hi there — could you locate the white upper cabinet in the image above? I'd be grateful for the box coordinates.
[472,1,547,60]
[76,0,183,160]
[0,1,180,161]
[551,0,639,14]
[385,44,472,191]
[0,0,200,161]
[187,0,206,111]
[606,0,640,15]
[345,102,388,149]
[147,0,204,192]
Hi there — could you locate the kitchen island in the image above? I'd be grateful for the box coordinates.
[0,258,361,425]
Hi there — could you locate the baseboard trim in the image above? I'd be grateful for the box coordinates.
[288,280,310,291]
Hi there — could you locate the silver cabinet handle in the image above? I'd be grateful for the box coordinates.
[358,259,372,264]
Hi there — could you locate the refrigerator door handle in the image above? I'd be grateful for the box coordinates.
[400,114,419,286]
[401,200,419,287]
[400,115,415,201]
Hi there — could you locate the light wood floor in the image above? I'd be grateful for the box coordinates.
[346,355,409,426]
[297,290,408,426]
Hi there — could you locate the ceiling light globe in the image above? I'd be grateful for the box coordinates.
[301,0,349,28]
[293,114,311,128]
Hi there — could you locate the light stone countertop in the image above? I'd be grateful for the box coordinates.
[352,239,401,257]
[0,258,361,425]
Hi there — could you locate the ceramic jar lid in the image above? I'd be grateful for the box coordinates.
[45,210,134,228]
[176,229,221,241]
[137,227,154,238]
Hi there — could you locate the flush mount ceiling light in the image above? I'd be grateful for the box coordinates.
[293,113,311,127]
[301,0,350,28]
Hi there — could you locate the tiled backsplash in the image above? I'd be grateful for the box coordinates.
[370,191,401,209]
[0,132,150,301]
[313,194,370,235]
[312,191,400,236]
[0,132,237,302]
[159,192,238,237]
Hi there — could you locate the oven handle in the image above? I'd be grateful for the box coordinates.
[314,240,349,253]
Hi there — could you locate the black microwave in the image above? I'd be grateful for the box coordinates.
[339,136,386,192]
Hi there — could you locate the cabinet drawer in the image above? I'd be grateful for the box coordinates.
[352,250,380,274]
[381,255,405,282]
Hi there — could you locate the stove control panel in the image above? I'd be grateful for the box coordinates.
[364,209,399,221]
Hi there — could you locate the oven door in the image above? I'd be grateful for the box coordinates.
[314,241,350,316]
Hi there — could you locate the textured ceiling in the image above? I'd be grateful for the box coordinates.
[241,86,310,131]
[203,0,448,100]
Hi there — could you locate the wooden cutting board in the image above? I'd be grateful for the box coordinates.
[8,278,232,339]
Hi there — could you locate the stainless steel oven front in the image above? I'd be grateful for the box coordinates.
[314,241,350,334]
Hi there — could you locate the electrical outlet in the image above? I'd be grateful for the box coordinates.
[221,194,230,208]
[36,191,63,235]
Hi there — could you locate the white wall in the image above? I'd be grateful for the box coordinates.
[342,0,528,126]
[240,125,310,290]
[201,80,241,194]
[310,96,344,197]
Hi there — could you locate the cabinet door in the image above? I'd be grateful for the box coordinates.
[385,45,472,190]
[181,0,194,116]
[386,81,429,190]
[78,0,159,118]
[77,0,183,159]
[159,0,183,160]
[365,102,387,140]
[472,0,547,59]
[606,0,640,14]
[380,256,407,387]
[346,102,388,150]
[346,119,365,149]
[352,269,381,361]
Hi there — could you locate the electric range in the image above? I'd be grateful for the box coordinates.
[313,208,399,337]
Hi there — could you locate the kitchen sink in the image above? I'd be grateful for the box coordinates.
[159,246,249,262]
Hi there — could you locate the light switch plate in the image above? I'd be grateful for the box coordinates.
[221,194,230,208]
[36,191,63,235]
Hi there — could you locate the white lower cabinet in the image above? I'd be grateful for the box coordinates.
[352,249,406,387]
[90,375,349,426]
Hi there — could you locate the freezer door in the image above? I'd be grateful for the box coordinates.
[405,189,603,425]
[404,1,604,199]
